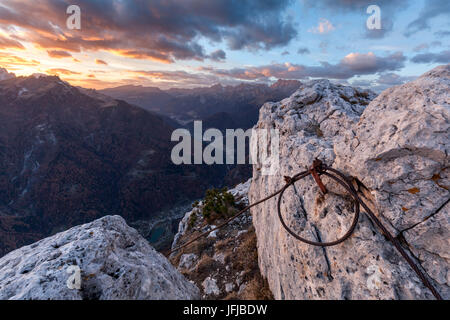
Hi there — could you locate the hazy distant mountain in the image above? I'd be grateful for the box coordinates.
[100,80,301,129]
[185,112,237,133]
[100,85,173,113]
[0,75,231,256]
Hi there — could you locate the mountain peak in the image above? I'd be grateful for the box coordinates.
[31,73,50,79]
[270,79,301,89]
[0,68,16,81]
[210,83,224,89]
[0,73,76,102]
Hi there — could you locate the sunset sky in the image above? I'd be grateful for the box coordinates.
[0,0,448,90]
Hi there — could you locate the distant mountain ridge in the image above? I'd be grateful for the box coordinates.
[100,79,301,128]
[0,74,234,256]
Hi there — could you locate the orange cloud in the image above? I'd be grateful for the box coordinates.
[47,68,81,76]
[95,59,108,65]
[308,18,335,34]
[66,77,140,90]
[0,35,24,49]
[47,50,72,58]
[111,50,172,64]
[0,53,40,67]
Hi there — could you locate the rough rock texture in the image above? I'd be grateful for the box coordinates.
[170,180,273,300]
[336,65,449,231]
[249,65,449,300]
[0,215,199,300]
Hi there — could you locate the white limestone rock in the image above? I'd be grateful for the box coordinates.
[0,215,200,300]
[178,253,198,271]
[336,65,449,231]
[249,66,449,300]
[202,277,220,296]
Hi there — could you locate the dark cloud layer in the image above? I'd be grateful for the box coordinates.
[297,47,310,55]
[405,0,450,37]
[352,72,417,93]
[375,72,416,86]
[203,52,406,81]
[302,0,410,39]
[434,30,450,37]
[302,1,448,40]
[302,0,406,11]
[0,0,296,63]
[410,50,450,64]
[127,51,409,90]
[209,49,226,62]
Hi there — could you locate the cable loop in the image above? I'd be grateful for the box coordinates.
[168,159,443,300]
[277,167,360,247]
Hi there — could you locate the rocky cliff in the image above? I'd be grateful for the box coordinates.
[169,180,273,300]
[0,215,199,300]
[249,65,449,300]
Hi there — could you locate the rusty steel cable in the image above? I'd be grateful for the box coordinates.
[169,159,443,300]
[277,161,360,247]
[168,181,289,256]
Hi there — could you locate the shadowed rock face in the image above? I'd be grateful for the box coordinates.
[0,75,223,257]
[249,65,449,300]
[0,215,199,300]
